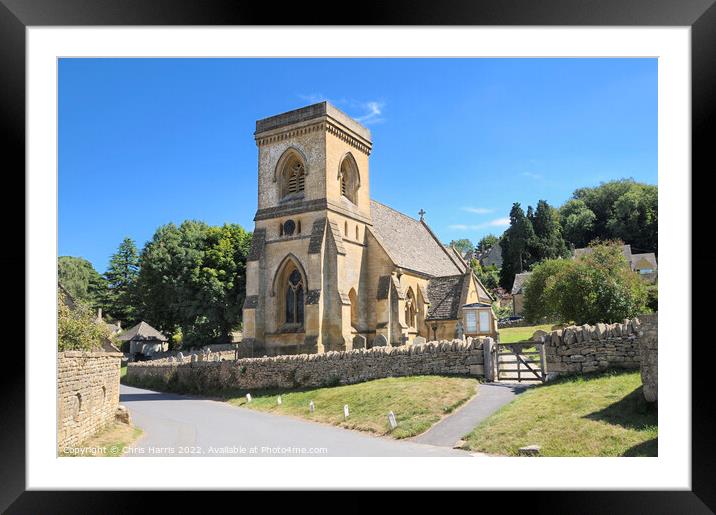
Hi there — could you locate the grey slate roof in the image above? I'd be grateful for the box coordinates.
[370,200,464,278]
[117,321,168,342]
[574,244,633,263]
[631,252,657,270]
[511,272,533,295]
[478,242,503,268]
[426,275,466,321]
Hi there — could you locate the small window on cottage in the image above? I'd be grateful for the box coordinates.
[297,220,302,234]
[478,310,490,333]
[465,311,477,333]
[344,221,348,236]
[355,225,359,240]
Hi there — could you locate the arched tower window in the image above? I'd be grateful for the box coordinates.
[284,269,304,326]
[280,154,306,200]
[405,288,416,330]
[338,154,359,204]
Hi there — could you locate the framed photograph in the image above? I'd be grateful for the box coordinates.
[4,0,712,511]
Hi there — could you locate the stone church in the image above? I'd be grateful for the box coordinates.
[242,102,495,356]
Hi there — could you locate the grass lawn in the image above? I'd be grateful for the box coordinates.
[228,376,478,439]
[60,422,142,457]
[498,323,555,343]
[463,370,657,457]
[120,365,127,382]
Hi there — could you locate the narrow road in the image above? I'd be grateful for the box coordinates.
[120,384,469,457]
[410,382,529,448]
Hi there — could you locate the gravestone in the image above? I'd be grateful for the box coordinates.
[177,352,184,362]
[277,395,282,405]
[413,336,426,346]
[353,334,367,349]
[455,320,465,340]
[246,393,252,403]
[387,411,398,430]
[309,400,315,413]
[343,404,350,419]
[372,334,388,347]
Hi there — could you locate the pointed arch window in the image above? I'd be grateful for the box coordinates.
[285,269,304,325]
[405,289,417,329]
[280,154,306,200]
[338,154,359,204]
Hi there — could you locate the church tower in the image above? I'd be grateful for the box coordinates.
[242,102,373,355]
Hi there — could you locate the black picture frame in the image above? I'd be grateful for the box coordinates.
[2,0,711,512]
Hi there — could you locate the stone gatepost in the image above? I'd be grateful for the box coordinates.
[482,337,497,382]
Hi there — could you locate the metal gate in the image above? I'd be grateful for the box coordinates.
[496,341,546,382]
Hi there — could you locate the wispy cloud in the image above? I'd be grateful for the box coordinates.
[354,101,385,125]
[296,95,386,125]
[521,171,543,180]
[448,217,511,231]
[461,207,494,214]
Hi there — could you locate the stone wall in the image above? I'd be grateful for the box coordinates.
[57,351,122,450]
[127,338,489,393]
[535,318,645,376]
[638,313,658,402]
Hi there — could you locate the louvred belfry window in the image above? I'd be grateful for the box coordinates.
[286,161,305,195]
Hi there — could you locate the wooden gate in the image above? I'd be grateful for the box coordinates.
[496,341,546,382]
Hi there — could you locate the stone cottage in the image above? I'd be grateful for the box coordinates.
[118,321,168,357]
[242,102,494,356]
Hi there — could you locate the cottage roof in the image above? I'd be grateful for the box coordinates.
[479,242,503,268]
[511,272,533,295]
[369,200,464,278]
[631,252,657,270]
[58,283,76,310]
[574,244,633,263]
[425,275,466,321]
[117,321,168,342]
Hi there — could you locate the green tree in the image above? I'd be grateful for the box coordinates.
[471,259,499,291]
[104,237,140,326]
[567,179,658,253]
[449,238,474,257]
[476,234,499,253]
[58,290,112,351]
[57,256,108,309]
[559,199,597,248]
[529,200,570,261]
[523,241,648,324]
[499,203,536,289]
[136,221,252,346]
[522,258,573,323]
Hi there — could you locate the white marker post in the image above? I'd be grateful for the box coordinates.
[277,395,282,405]
[246,393,252,403]
[309,400,315,413]
[343,404,350,419]
[388,411,398,430]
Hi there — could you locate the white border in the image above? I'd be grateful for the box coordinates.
[28,27,690,490]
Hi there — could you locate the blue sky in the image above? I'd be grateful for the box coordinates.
[59,58,657,273]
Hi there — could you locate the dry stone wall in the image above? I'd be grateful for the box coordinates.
[535,318,646,376]
[57,351,122,450]
[127,338,489,393]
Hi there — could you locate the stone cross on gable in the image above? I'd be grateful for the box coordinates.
[418,209,426,221]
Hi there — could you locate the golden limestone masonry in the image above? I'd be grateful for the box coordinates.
[242,102,496,356]
[57,351,122,449]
